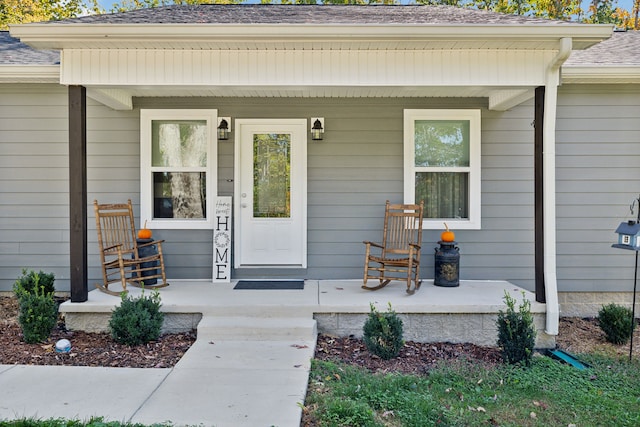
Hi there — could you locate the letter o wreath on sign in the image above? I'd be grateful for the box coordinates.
[215,231,230,248]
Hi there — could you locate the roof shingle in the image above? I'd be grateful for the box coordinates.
[0,31,59,65]
[52,4,577,26]
[566,30,640,66]
[4,5,635,68]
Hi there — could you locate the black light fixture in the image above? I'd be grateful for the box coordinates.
[311,117,324,141]
[217,117,230,141]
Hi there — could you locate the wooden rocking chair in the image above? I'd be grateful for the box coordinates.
[363,200,424,294]
[94,199,169,295]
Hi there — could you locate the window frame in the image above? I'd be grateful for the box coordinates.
[403,109,481,230]
[140,109,218,230]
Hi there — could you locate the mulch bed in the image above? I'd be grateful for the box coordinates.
[314,334,503,375]
[0,296,195,368]
[2,294,639,370]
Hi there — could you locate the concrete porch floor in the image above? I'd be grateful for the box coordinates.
[60,279,554,348]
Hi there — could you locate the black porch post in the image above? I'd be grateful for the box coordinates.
[69,85,88,302]
[534,86,546,303]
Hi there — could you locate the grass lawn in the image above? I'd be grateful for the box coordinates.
[302,353,640,426]
[0,419,170,427]
[3,352,640,426]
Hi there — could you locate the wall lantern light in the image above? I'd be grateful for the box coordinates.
[311,117,324,141]
[217,117,231,141]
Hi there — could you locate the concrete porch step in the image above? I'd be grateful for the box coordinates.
[196,316,317,341]
[199,304,314,319]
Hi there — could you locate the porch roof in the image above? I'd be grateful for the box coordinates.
[11,5,611,51]
[5,5,619,108]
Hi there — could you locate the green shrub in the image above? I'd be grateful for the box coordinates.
[109,290,164,346]
[15,275,58,344]
[363,302,404,360]
[598,303,635,345]
[13,269,55,296]
[496,291,537,366]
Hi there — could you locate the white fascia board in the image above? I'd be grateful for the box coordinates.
[60,49,554,87]
[0,65,59,83]
[10,23,614,50]
[563,66,640,83]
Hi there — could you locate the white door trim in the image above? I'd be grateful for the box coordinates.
[233,119,307,268]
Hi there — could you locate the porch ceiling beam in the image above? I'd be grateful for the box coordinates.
[488,89,534,111]
[87,88,133,110]
[59,49,555,88]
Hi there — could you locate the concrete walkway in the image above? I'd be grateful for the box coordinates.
[0,280,543,426]
[1,281,320,426]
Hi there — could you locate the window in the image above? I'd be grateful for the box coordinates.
[404,109,481,229]
[140,109,218,229]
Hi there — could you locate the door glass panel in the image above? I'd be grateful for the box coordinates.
[253,133,291,218]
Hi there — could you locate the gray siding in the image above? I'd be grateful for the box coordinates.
[0,85,70,291]
[132,97,539,288]
[3,86,637,293]
[0,84,141,291]
[85,99,142,287]
[556,85,640,292]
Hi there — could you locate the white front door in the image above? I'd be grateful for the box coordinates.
[234,119,307,268]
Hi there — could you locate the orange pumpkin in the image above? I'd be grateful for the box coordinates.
[441,222,455,242]
[138,220,152,239]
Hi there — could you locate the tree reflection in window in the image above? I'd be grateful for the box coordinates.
[253,133,291,218]
[153,172,206,219]
[151,120,207,219]
[415,120,470,167]
[414,120,470,219]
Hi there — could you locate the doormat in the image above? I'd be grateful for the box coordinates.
[233,280,305,290]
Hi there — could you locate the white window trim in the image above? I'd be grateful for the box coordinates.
[403,109,481,230]
[140,109,218,230]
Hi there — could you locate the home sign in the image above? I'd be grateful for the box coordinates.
[213,196,232,282]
